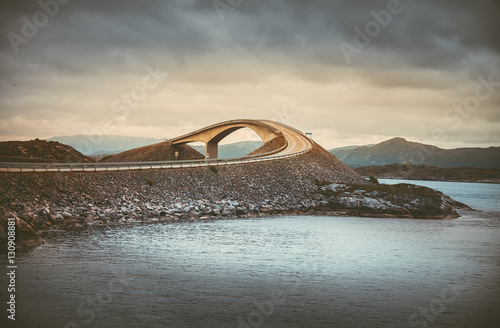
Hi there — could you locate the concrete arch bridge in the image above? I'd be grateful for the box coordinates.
[167,119,312,159]
[0,119,314,172]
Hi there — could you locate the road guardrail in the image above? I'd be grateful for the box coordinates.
[0,140,313,173]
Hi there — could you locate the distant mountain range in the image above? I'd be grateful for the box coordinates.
[48,135,263,159]
[191,141,263,158]
[48,135,164,155]
[329,137,500,169]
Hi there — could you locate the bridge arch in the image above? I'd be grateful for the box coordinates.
[168,119,283,158]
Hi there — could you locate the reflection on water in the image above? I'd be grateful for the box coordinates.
[2,181,499,328]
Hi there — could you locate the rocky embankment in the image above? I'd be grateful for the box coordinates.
[0,145,471,253]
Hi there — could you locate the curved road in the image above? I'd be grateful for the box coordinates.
[259,120,313,156]
[0,120,314,173]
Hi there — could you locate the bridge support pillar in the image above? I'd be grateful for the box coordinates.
[206,142,218,159]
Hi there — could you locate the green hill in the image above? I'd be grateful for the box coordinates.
[330,137,500,169]
[355,164,500,183]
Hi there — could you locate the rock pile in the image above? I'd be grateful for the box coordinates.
[315,182,470,219]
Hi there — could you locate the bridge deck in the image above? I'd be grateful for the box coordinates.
[0,119,314,172]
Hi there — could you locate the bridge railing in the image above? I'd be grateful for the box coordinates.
[0,140,312,173]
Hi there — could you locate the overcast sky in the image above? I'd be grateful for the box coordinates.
[1,0,499,150]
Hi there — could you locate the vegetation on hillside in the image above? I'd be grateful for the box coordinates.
[355,164,500,183]
[330,137,500,169]
[0,139,94,163]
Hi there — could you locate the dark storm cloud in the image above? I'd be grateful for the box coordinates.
[2,0,499,71]
[1,0,211,63]
[200,0,500,69]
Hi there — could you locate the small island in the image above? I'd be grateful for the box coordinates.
[0,137,472,253]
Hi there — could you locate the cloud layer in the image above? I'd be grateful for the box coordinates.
[1,0,499,149]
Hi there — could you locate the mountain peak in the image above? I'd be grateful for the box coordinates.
[329,138,500,169]
[383,137,408,144]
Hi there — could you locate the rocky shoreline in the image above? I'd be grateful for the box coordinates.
[0,145,472,253]
[364,176,500,184]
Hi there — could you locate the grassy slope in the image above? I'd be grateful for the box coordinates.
[0,139,94,163]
